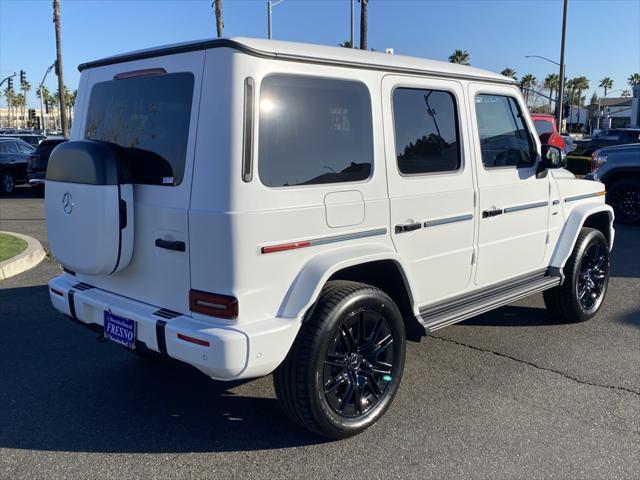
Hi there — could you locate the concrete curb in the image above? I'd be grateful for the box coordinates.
[0,231,46,280]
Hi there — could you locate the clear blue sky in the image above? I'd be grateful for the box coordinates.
[1,0,638,108]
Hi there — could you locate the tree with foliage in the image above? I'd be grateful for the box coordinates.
[448,49,470,65]
[589,92,599,106]
[3,87,16,128]
[339,40,353,48]
[520,74,537,104]
[621,90,631,98]
[628,73,640,87]
[599,77,613,98]
[20,79,31,128]
[500,68,517,80]
[572,76,589,128]
[543,73,559,111]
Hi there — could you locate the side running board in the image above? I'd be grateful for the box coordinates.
[419,270,561,333]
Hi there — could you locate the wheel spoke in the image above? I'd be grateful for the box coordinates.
[356,311,366,346]
[324,353,346,368]
[372,334,394,357]
[340,325,356,354]
[362,372,382,398]
[325,371,348,392]
[338,375,355,413]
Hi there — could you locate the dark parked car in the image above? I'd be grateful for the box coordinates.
[572,128,640,156]
[0,137,35,194]
[27,138,68,185]
[1,133,46,147]
[585,143,640,224]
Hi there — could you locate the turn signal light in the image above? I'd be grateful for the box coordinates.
[189,289,238,319]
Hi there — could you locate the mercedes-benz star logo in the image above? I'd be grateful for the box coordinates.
[62,192,74,215]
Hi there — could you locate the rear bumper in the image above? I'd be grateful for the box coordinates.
[48,275,300,380]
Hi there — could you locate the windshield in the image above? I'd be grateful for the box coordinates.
[84,72,194,186]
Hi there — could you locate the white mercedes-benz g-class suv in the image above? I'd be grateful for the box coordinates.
[46,38,614,439]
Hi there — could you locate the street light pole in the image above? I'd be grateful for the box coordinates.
[267,0,283,39]
[557,0,569,133]
[350,0,355,48]
[38,63,54,133]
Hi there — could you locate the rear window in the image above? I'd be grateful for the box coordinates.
[258,75,373,188]
[35,141,65,158]
[533,119,553,136]
[84,72,194,185]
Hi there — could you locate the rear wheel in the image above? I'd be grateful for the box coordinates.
[274,281,406,439]
[544,228,610,323]
[0,170,15,195]
[607,178,640,225]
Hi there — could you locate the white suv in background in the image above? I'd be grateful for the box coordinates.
[45,38,614,439]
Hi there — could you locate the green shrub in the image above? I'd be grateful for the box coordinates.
[565,156,592,176]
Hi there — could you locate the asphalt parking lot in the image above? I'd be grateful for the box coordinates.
[1,186,638,479]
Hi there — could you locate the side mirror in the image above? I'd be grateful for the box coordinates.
[541,144,566,169]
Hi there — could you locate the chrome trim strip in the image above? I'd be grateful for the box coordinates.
[564,192,603,203]
[424,214,473,228]
[310,228,388,246]
[503,201,549,214]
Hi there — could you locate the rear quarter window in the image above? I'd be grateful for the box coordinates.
[84,72,194,186]
[258,75,373,188]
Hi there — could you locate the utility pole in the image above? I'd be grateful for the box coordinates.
[350,0,355,48]
[359,0,368,50]
[53,0,69,137]
[214,0,223,38]
[556,0,568,133]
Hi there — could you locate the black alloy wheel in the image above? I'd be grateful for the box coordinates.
[576,243,609,313]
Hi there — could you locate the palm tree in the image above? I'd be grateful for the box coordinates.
[13,93,25,128]
[543,73,560,111]
[20,79,31,128]
[621,90,631,98]
[500,68,517,80]
[520,74,537,104]
[628,73,640,87]
[599,77,613,98]
[212,0,223,38]
[359,0,368,50]
[53,0,69,136]
[339,40,353,48]
[573,76,589,129]
[448,49,470,65]
[3,87,15,128]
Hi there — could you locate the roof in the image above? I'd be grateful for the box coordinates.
[78,37,514,85]
[600,97,632,107]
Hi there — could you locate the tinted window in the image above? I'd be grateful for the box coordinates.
[620,131,640,143]
[16,140,34,154]
[0,142,12,154]
[258,75,373,187]
[84,72,194,185]
[475,95,535,168]
[1,141,19,154]
[35,141,64,158]
[533,120,553,136]
[393,88,461,174]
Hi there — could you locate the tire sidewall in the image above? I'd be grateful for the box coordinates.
[567,229,610,321]
[307,289,406,436]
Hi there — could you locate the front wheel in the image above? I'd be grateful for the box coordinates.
[607,178,640,225]
[274,281,406,439]
[544,228,610,323]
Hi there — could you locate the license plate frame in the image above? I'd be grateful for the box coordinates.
[103,311,136,350]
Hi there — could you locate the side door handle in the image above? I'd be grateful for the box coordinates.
[155,238,186,252]
[395,222,422,234]
[482,208,504,218]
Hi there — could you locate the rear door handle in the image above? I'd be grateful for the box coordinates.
[482,208,504,218]
[155,238,186,252]
[395,222,422,234]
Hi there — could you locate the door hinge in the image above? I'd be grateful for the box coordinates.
[471,251,476,264]
[545,233,550,244]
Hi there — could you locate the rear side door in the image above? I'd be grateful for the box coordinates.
[382,75,476,305]
[468,83,550,286]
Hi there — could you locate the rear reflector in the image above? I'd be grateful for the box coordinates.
[177,333,210,347]
[189,290,238,319]
[50,287,64,297]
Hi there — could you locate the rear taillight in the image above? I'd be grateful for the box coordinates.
[189,290,238,319]
[591,150,608,172]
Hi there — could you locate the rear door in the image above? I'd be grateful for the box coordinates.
[72,52,205,313]
[468,83,550,286]
[382,75,476,305]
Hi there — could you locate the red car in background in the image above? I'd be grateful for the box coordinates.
[531,113,566,151]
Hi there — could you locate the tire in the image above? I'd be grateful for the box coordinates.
[274,280,406,439]
[544,228,610,323]
[0,170,16,195]
[607,178,640,225]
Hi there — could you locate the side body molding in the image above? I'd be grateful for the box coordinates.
[549,203,614,270]
[277,243,416,320]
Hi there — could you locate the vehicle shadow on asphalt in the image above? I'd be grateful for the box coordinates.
[461,305,557,327]
[0,285,327,454]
